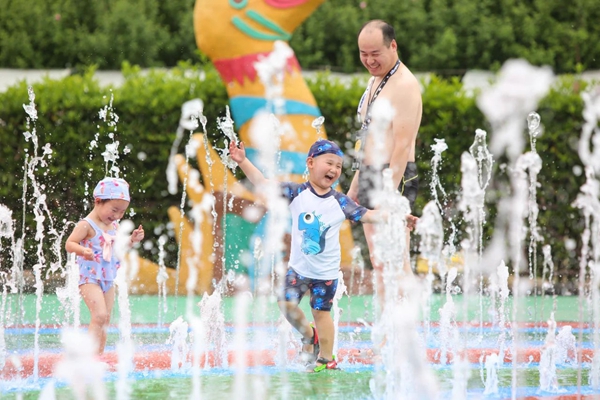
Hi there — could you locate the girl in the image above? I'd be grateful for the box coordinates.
[65,177,144,355]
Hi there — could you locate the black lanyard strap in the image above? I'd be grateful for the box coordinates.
[356,59,401,129]
[352,60,401,171]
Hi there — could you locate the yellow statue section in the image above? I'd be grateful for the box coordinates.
[194,0,325,60]
[194,0,327,157]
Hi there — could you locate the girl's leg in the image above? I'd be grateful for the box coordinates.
[99,285,116,353]
[80,283,111,355]
[311,309,334,360]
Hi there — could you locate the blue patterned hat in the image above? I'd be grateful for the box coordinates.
[307,139,344,159]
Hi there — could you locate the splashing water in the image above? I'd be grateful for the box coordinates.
[430,139,449,211]
[483,352,500,395]
[477,59,554,161]
[468,129,494,191]
[522,113,544,289]
[438,267,459,366]
[156,235,169,326]
[0,205,19,295]
[167,99,203,195]
[573,87,600,389]
[168,316,189,371]
[462,130,495,346]
[248,41,295,375]
[51,329,108,400]
[254,40,294,112]
[97,92,125,178]
[556,325,577,365]
[198,290,227,368]
[171,117,206,300]
[54,254,81,329]
[415,202,444,344]
[476,59,554,399]
[332,270,347,357]
[114,221,138,400]
[370,166,438,399]
[429,139,458,269]
[232,280,252,399]
[311,116,325,136]
[541,244,557,316]
[539,317,559,392]
[214,108,236,293]
[21,86,62,381]
[495,261,511,359]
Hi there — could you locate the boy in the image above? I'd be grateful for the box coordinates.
[229,138,396,372]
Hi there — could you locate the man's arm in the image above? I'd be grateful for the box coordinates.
[360,210,418,230]
[347,170,360,202]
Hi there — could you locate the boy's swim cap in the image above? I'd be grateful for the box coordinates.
[307,139,344,159]
[93,177,130,202]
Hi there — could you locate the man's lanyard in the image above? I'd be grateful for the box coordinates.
[352,60,401,171]
[356,59,401,129]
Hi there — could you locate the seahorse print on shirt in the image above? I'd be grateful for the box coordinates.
[298,212,330,255]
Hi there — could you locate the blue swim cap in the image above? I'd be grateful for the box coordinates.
[307,139,344,159]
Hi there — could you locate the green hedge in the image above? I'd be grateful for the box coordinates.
[0,63,591,284]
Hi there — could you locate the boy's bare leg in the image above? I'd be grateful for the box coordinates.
[311,309,334,360]
[278,301,315,353]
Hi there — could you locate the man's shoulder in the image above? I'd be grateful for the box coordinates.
[379,69,421,106]
[390,65,421,91]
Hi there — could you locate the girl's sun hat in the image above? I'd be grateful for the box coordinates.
[93,177,130,202]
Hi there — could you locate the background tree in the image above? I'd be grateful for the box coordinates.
[1,0,599,73]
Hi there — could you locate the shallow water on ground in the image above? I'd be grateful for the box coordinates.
[2,365,597,399]
[2,293,599,399]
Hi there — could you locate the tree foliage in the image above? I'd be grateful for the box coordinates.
[0,0,599,73]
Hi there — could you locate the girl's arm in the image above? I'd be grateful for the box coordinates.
[65,221,94,260]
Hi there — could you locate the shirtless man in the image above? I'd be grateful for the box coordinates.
[347,20,422,304]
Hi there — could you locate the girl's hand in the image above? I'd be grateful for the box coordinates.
[229,141,246,164]
[130,225,145,244]
[82,248,94,261]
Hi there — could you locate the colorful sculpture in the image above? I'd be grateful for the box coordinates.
[127,0,358,295]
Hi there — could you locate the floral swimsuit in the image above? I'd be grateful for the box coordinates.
[78,217,120,292]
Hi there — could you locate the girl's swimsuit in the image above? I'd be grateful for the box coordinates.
[78,217,120,292]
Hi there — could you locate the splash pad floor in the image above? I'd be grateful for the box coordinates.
[2,294,600,399]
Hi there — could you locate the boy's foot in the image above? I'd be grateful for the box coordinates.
[310,356,339,372]
[300,324,320,364]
